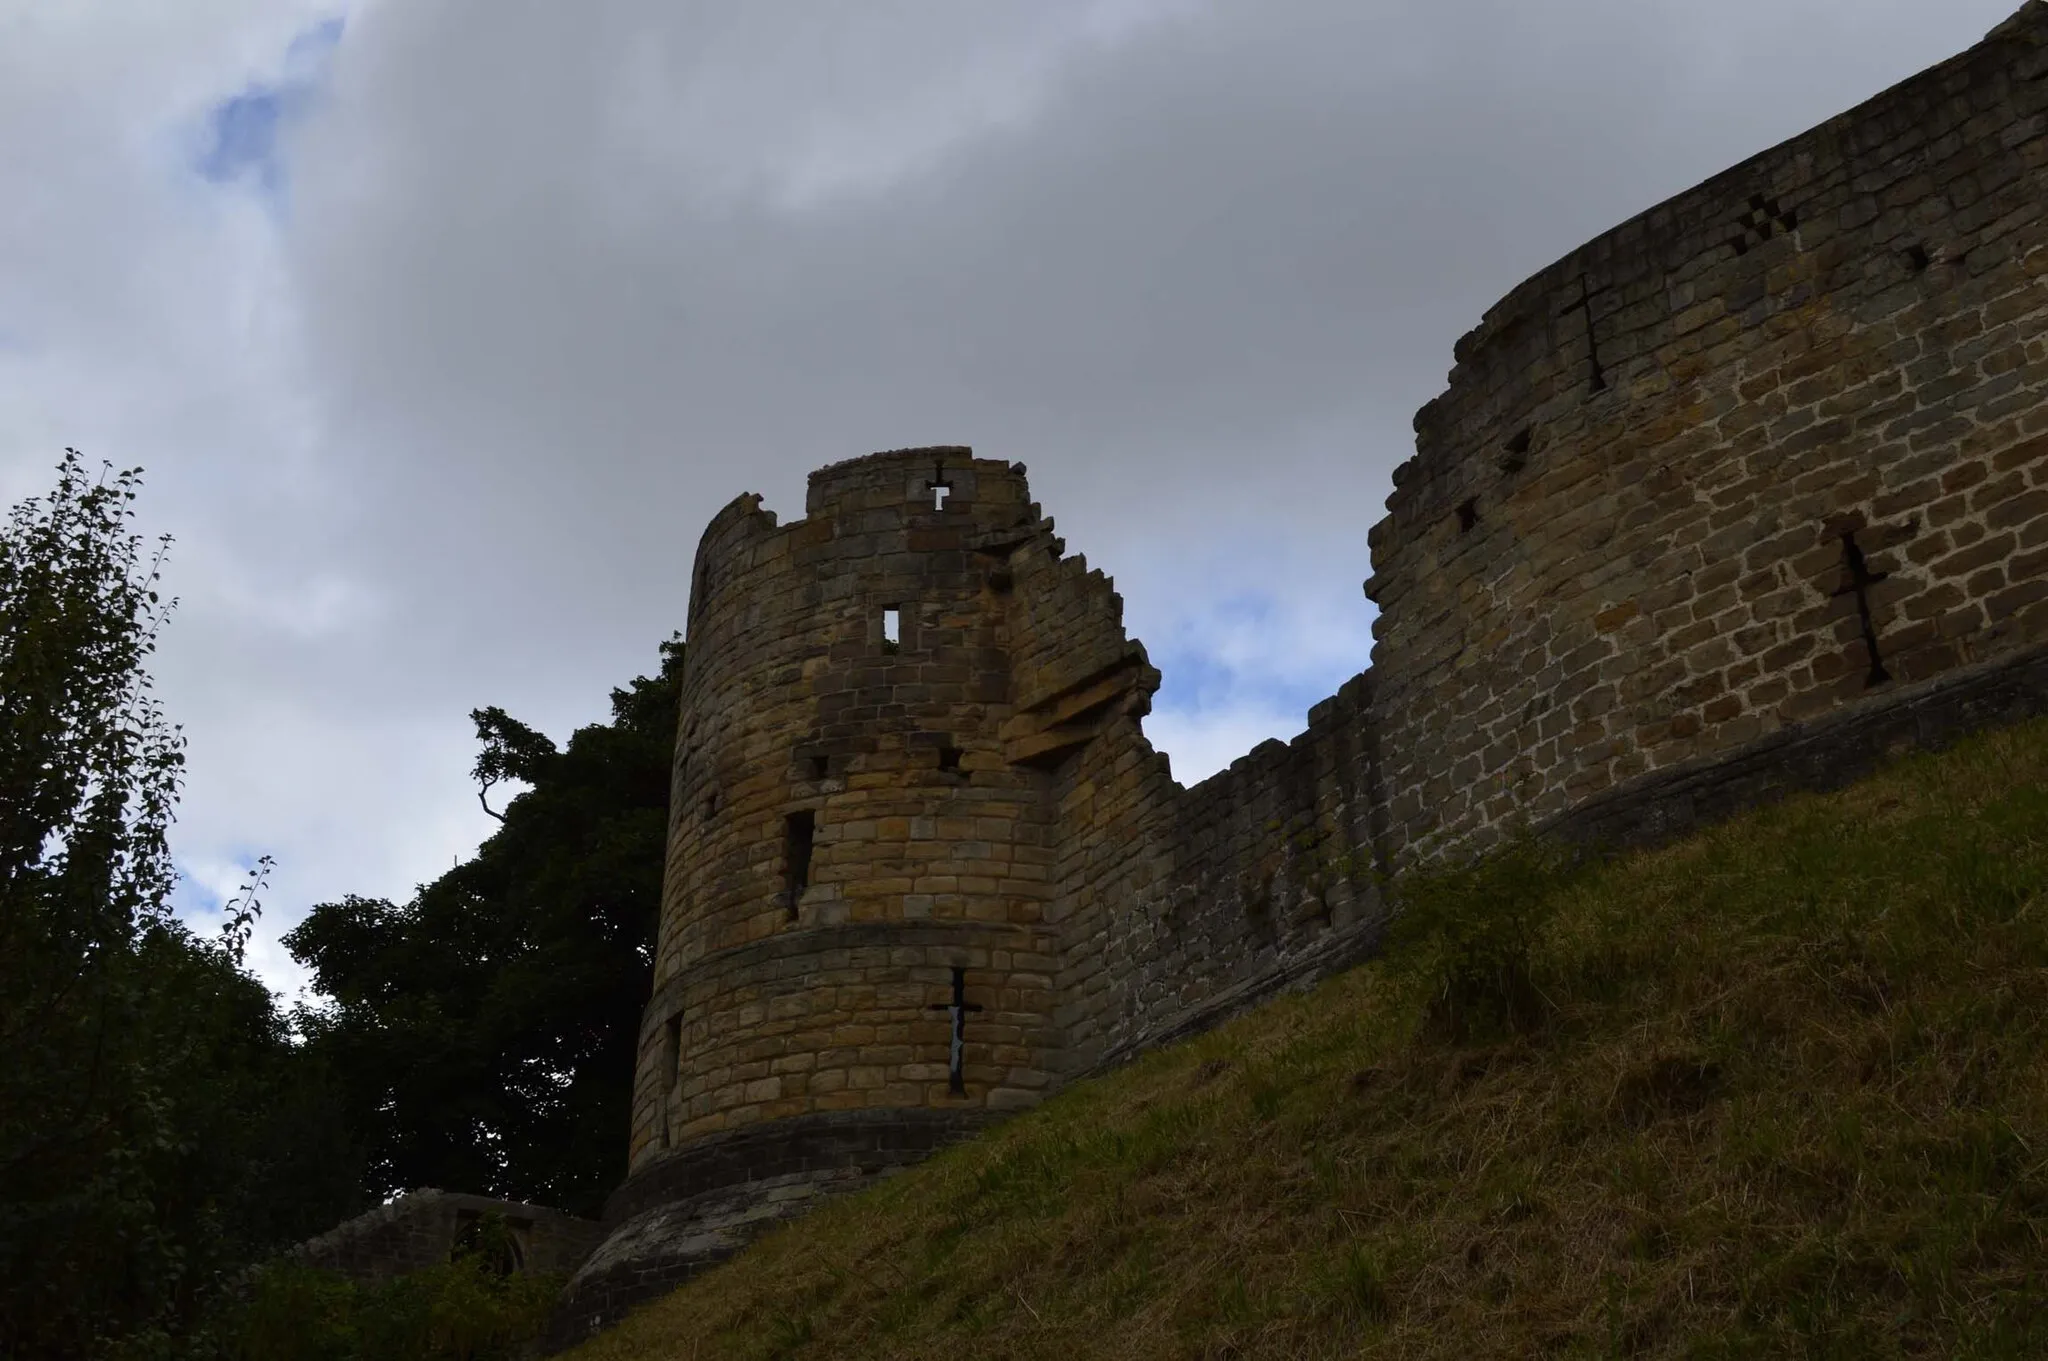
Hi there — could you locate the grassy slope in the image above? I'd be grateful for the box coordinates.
[569,719,2048,1360]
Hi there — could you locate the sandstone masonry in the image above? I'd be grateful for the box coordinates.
[552,4,2048,1343]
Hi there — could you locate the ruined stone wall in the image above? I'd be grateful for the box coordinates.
[1367,2,2048,862]
[287,1190,600,1282]
[1054,674,1384,1073]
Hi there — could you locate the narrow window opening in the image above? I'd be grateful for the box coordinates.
[926,967,984,1096]
[784,810,816,917]
[930,482,953,511]
[1905,242,1932,273]
[1456,498,1479,534]
[882,607,901,654]
[657,1012,683,1148]
[1833,531,1893,688]
[808,754,829,781]
[938,745,964,775]
[702,790,718,821]
[1500,427,1532,473]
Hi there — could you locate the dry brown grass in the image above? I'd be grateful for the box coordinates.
[567,719,2048,1360]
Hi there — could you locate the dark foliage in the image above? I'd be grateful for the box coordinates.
[288,638,681,1216]
[207,1216,561,1361]
[0,453,359,1359]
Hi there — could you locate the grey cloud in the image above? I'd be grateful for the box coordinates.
[290,0,2020,648]
[0,0,2023,991]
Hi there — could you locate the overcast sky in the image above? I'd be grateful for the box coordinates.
[0,0,2022,997]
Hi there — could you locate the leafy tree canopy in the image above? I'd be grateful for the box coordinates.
[0,452,357,1359]
[288,637,681,1217]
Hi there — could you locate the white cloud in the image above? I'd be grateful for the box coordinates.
[1144,705,1305,789]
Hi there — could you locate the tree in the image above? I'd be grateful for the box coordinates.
[0,452,359,1358]
[288,637,681,1217]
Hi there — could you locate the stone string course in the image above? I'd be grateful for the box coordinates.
[549,4,2048,1345]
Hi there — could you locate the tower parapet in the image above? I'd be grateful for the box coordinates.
[638,448,1064,1154]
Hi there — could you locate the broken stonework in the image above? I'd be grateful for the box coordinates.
[286,1189,600,1282]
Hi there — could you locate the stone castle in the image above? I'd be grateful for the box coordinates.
[541,3,2048,1341]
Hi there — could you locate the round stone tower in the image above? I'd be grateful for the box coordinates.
[569,448,1069,1323]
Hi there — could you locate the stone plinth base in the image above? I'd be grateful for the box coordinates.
[545,1108,997,1350]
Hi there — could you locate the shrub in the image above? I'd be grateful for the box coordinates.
[1380,834,1589,1043]
[213,1242,561,1361]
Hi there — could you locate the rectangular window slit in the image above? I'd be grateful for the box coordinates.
[657,1012,683,1147]
[1500,427,1531,473]
[1456,498,1479,534]
[808,754,829,780]
[938,745,964,774]
[882,607,901,653]
[926,967,983,1097]
[930,482,952,510]
[702,790,718,821]
[784,810,815,917]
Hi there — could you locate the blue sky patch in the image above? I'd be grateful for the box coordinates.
[1150,591,1351,722]
[192,15,345,200]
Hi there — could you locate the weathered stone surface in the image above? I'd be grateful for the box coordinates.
[552,4,2048,1345]
[286,1189,601,1282]
[1371,4,2048,862]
